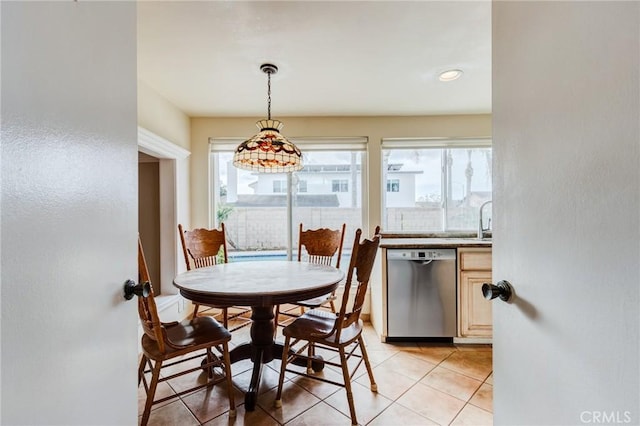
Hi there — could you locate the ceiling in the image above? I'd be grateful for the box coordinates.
[137,1,491,118]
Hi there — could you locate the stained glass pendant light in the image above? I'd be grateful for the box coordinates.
[233,64,303,173]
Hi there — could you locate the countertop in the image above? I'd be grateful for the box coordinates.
[379,236,492,249]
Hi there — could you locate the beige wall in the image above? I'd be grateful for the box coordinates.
[190,114,492,231]
[138,157,161,294]
[138,79,191,150]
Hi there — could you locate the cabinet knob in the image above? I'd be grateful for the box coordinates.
[482,280,513,302]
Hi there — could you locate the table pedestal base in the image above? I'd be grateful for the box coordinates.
[228,306,323,410]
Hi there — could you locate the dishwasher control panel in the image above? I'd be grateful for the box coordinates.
[386,249,456,261]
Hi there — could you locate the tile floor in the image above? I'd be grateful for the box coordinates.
[139,321,493,425]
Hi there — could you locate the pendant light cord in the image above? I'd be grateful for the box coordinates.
[267,70,272,120]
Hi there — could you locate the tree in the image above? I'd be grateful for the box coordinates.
[217,204,234,222]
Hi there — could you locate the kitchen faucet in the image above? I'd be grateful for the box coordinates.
[478,200,492,239]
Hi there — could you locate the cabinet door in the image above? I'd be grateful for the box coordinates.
[459,270,493,337]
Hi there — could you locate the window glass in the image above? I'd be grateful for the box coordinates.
[445,148,493,230]
[292,151,363,269]
[272,180,286,193]
[382,147,492,231]
[386,179,400,192]
[212,149,363,267]
[331,179,349,193]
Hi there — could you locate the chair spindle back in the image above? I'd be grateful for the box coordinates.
[179,223,228,271]
[138,237,166,353]
[298,223,346,268]
[334,226,381,338]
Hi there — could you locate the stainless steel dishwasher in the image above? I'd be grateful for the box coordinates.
[386,248,457,340]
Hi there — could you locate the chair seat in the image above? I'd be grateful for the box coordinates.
[282,309,362,346]
[294,293,336,308]
[141,316,231,360]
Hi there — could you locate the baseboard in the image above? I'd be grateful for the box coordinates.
[453,336,493,345]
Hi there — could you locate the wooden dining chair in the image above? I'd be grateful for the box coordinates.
[273,223,346,331]
[274,226,381,426]
[178,223,251,332]
[137,237,236,426]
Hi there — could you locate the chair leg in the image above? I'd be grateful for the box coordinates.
[206,348,215,379]
[221,342,236,417]
[140,359,162,426]
[329,299,336,313]
[137,354,147,386]
[338,346,358,426]
[191,303,200,319]
[306,342,315,375]
[358,335,377,392]
[273,305,280,338]
[274,336,291,408]
[222,307,228,329]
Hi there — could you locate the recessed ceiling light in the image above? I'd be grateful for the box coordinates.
[439,69,463,82]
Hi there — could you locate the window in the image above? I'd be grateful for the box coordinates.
[210,138,366,269]
[293,151,363,269]
[273,180,286,193]
[332,179,348,192]
[382,141,492,232]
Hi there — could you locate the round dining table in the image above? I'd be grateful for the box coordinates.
[173,260,345,410]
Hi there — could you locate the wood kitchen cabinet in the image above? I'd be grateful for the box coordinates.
[458,248,493,338]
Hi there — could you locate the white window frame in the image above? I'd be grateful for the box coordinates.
[331,179,349,193]
[386,179,400,193]
[381,137,492,232]
[273,180,287,193]
[297,179,308,193]
[209,137,368,257]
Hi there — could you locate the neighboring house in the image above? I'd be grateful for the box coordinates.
[227,163,422,208]
[382,163,421,208]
